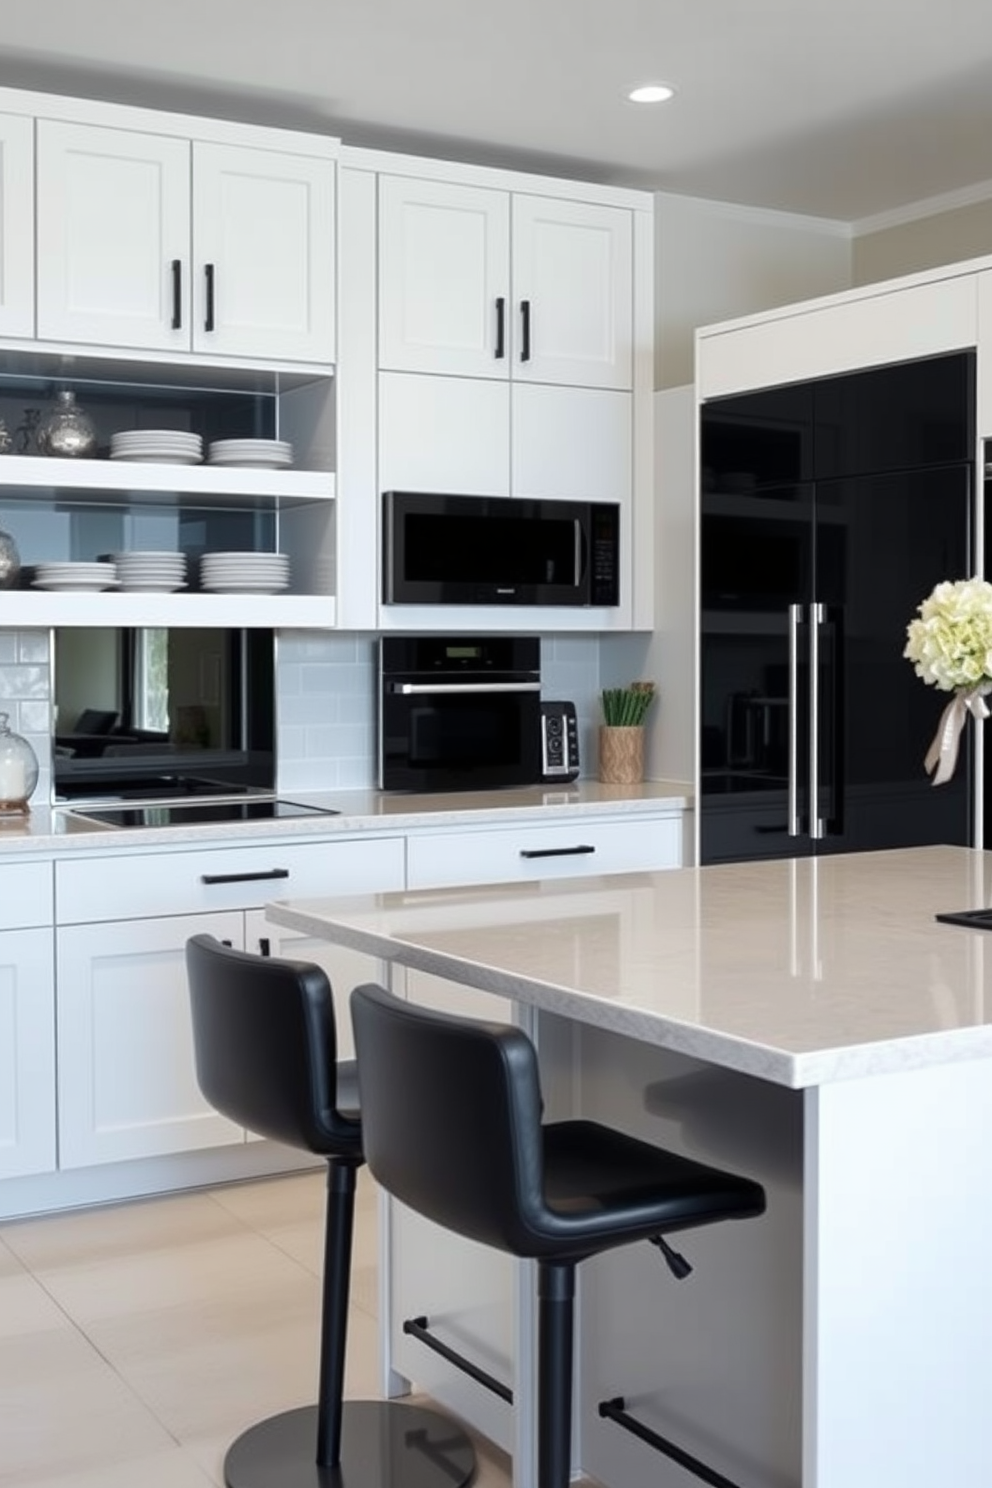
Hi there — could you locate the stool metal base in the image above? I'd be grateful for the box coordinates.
[223,1400,477,1488]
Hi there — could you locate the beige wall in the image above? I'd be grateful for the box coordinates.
[654,193,853,389]
[853,199,992,285]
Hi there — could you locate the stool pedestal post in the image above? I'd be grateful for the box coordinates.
[316,1158,358,1466]
[538,1261,577,1488]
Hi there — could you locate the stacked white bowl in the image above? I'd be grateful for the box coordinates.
[199,551,290,593]
[111,551,187,592]
[110,430,203,465]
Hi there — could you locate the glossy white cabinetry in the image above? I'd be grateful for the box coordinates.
[696,270,979,400]
[511,193,633,390]
[36,121,191,354]
[36,121,335,364]
[0,110,35,340]
[54,836,405,1167]
[378,176,510,379]
[191,141,335,364]
[379,175,631,388]
[406,814,681,890]
[0,861,55,1180]
[57,909,246,1168]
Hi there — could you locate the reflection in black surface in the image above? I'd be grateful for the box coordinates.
[76,799,340,828]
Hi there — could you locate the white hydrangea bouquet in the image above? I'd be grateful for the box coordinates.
[904,576,992,785]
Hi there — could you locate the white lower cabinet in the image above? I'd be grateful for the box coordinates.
[56,910,246,1168]
[0,928,57,1180]
[0,861,56,1181]
[54,834,405,1169]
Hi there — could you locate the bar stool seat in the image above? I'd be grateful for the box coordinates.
[184,936,476,1488]
[350,982,767,1488]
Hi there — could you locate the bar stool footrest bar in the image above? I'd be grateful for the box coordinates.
[403,1315,514,1404]
[597,1396,746,1488]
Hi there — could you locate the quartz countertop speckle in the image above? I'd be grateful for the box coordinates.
[0,780,692,856]
[268,845,992,1089]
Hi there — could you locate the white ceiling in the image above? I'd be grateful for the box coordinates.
[4,0,992,223]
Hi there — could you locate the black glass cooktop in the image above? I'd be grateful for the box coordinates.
[76,799,340,829]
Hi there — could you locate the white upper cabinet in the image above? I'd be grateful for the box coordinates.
[36,120,191,353]
[0,112,35,340]
[191,141,335,363]
[511,194,632,390]
[378,176,510,377]
[378,174,633,389]
[35,120,335,365]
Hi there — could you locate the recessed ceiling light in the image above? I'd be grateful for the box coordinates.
[628,83,675,105]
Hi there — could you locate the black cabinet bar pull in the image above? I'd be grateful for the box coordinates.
[170,259,182,330]
[200,868,290,885]
[258,937,271,957]
[520,298,531,361]
[495,296,506,359]
[519,844,595,860]
[204,262,215,332]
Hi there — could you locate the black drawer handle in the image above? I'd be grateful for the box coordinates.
[200,868,290,885]
[520,844,595,860]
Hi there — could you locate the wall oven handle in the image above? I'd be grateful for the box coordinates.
[392,682,542,695]
[810,601,825,840]
[788,603,800,837]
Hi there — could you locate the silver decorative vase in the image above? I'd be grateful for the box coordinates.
[36,390,97,459]
[0,528,20,589]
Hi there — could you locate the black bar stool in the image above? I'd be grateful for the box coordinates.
[184,935,477,1488]
[350,982,767,1488]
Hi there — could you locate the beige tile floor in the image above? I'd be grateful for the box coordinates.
[0,1168,519,1488]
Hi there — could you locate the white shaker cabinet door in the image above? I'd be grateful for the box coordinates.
[0,928,56,1180]
[36,119,191,352]
[56,911,246,1169]
[378,175,511,378]
[0,112,34,340]
[192,142,335,364]
[511,194,633,390]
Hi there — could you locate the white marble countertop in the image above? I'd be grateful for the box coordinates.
[268,845,992,1089]
[0,779,692,855]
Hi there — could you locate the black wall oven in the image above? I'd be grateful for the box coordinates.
[379,636,541,792]
[382,490,620,606]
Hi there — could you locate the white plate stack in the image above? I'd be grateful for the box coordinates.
[199,551,291,593]
[110,430,203,465]
[111,551,187,592]
[207,438,293,469]
[33,561,119,592]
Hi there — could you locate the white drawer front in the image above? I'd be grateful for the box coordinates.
[406,815,681,891]
[56,836,406,923]
[0,860,54,929]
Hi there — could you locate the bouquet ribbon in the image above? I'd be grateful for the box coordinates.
[924,683,992,785]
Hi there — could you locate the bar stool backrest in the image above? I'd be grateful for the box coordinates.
[350,982,547,1255]
[185,933,361,1158]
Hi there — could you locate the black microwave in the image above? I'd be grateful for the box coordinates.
[382,490,620,606]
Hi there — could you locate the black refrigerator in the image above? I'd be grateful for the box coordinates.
[699,351,975,865]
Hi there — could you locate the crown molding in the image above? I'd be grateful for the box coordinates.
[854,178,992,236]
[654,191,851,238]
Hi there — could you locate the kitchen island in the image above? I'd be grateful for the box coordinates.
[268,845,992,1488]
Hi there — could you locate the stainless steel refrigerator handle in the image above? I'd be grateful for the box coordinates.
[393,682,542,695]
[809,601,825,840]
[788,603,800,837]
